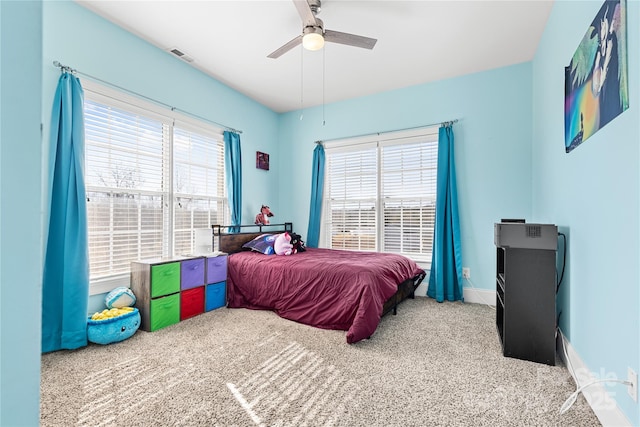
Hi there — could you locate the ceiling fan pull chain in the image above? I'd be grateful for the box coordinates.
[322,46,326,126]
[300,47,304,121]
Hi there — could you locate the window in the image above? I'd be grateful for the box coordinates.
[321,127,439,263]
[84,83,227,294]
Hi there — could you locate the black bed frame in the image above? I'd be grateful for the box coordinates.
[211,223,293,253]
[211,222,425,318]
[381,270,426,317]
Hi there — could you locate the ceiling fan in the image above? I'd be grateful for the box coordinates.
[267,0,377,59]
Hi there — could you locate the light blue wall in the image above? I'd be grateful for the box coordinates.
[279,62,534,294]
[42,1,282,313]
[0,2,43,426]
[533,0,639,424]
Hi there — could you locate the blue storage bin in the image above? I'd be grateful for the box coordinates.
[206,281,226,311]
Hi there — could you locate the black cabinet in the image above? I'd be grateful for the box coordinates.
[495,223,558,366]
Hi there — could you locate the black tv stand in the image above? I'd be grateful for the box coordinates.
[495,222,558,365]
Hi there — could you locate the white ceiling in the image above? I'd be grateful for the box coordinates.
[76,0,554,113]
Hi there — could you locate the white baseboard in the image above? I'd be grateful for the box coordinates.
[558,330,632,426]
[413,283,495,306]
[462,287,495,306]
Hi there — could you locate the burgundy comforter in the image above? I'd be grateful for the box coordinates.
[226,247,424,343]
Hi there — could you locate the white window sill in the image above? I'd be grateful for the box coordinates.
[89,274,130,296]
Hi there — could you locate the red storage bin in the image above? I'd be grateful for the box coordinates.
[180,286,205,321]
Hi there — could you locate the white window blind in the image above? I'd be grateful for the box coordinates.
[381,137,438,257]
[84,85,227,294]
[322,128,439,262]
[325,145,377,251]
[173,123,227,256]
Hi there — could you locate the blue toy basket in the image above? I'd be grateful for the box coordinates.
[87,308,141,345]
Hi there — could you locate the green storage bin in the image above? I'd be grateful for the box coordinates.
[150,262,180,298]
[149,293,180,331]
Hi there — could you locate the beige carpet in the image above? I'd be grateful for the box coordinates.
[41,298,601,426]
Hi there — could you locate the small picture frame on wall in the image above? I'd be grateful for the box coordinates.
[256,151,269,170]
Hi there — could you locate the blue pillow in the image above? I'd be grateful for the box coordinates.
[105,286,136,309]
[242,234,276,255]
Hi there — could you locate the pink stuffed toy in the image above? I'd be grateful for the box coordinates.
[274,232,294,256]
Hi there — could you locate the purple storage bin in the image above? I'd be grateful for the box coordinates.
[181,258,205,290]
[206,255,227,284]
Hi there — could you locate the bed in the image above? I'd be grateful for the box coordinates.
[213,223,426,344]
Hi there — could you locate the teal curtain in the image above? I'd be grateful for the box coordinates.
[224,131,242,229]
[42,72,89,352]
[306,144,325,247]
[427,124,463,302]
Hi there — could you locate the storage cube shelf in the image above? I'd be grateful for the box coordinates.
[131,254,227,332]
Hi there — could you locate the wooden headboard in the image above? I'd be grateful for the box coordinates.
[212,223,293,254]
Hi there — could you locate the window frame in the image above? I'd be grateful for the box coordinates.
[82,81,227,295]
[320,126,439,265]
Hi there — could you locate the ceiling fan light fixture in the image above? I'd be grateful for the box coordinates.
[302,27,324,51]
[267,1,376,59]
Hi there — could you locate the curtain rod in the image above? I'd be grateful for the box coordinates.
[53,61,242,135]
[314,119,458,144]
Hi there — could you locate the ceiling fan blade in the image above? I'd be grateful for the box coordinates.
[267,35,303,59]
[324,30,377,50]
[292,0,318,27]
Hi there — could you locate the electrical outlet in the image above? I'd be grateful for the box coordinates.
[628,367,637,402]
[462,267,470,279]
